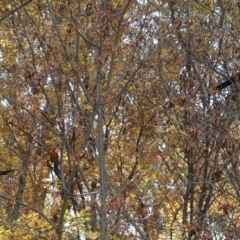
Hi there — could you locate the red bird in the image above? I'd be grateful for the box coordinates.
[50,149,59,175]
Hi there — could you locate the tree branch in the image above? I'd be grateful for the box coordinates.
[0,0,33,22]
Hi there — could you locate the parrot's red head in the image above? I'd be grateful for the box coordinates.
[236,72,240,82]
[50,149,58,159]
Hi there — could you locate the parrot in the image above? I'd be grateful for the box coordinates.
[216,72,240,90]
[50,149,59,175]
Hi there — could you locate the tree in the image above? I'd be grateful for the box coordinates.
[0,0,240,239]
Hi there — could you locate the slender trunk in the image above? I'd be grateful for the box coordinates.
[12,154,28,220]
[96,48,107,239]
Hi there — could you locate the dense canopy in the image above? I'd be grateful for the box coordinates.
[0,0,240,239]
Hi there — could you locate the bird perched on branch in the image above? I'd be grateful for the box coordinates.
[50,149,59,175]
[216,72,240,90]
[0,169,15,175]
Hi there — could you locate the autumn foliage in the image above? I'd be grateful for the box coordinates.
[0,0,240,239]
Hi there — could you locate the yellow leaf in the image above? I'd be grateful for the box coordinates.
[151,172,157,180]
[179,130,188,136]
[129,192,137,199]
